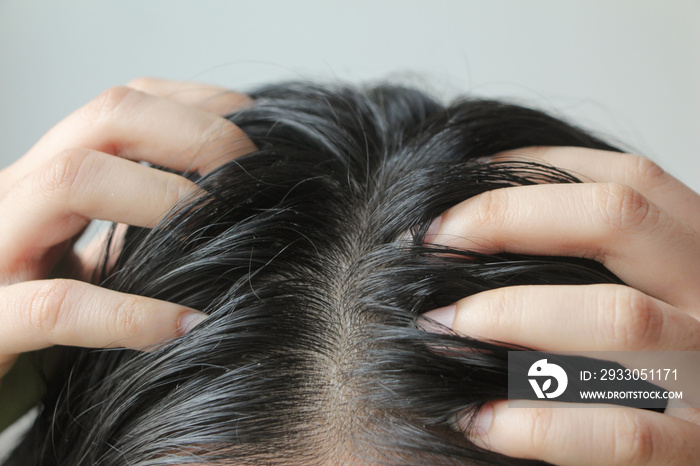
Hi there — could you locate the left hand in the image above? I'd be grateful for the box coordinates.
[422,147,700,465]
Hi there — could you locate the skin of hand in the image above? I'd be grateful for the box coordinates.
[422,147,700,465]
[0,78,257,428]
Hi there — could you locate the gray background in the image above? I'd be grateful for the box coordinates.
[0,0,698,190]
[0,0,699,457]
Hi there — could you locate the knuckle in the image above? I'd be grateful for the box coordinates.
[36,149,92,200]
[112,296,146,339]
[202,115,236,143]
[611,287,662,350]
[84,86,139,122]
[25,280,74,336]
[125,76,158,91]
[593,183,656,231]
[526,408,557,455]
[472,189,506,231]
[612,412,656,464]
[488,287,522,330]
[628,154,668,191]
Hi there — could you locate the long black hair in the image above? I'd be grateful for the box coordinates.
[8,82,623,465]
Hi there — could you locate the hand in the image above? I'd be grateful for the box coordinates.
[0,78,256,399]
[422,147,700,464]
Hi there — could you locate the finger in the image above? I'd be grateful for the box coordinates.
[10,86,257,179]
[126,77,254,116]
[422,284,700,351]
[0,149,201,257]
[0,279,207,357]
[460,401,700,465]
[426,183,700,310]
[0,355,17,381]
[665,398,700,425]
[494,147,700,231]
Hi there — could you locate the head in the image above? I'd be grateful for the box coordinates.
[10,82,622,465]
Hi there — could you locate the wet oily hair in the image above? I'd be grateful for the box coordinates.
[9,82,623,465]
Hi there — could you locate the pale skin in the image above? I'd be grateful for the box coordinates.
[422,147,700,464]
[0,78,257,383]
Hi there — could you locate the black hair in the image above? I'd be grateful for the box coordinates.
[8,82,624,465]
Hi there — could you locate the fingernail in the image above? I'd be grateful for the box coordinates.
[178,311,208,335]
[424,215,442,243]
[476,155,495,164]
[465,403,493,446]
[420,305,456,333]
[665,397,693,410]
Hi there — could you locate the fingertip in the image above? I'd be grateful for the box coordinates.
[424,214,442,243]
[177,311,208,336]
[459,403,495,448]
[419,305,456,333]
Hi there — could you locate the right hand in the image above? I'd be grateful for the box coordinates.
[422,147,700,464]
[0,78,256,383]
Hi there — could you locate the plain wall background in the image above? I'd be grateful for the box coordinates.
[0,0,698,457]
[1,1,698,189]
[0,0,700,190]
